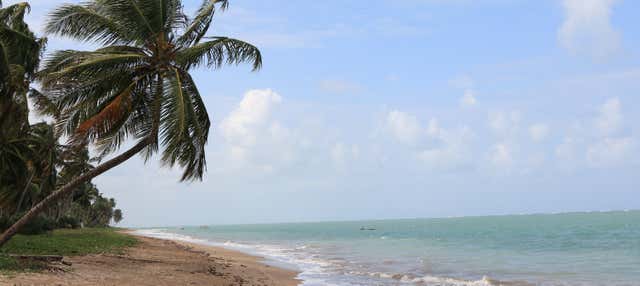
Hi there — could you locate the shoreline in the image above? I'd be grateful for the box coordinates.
[129,230,302,286]
[0,230,301,286]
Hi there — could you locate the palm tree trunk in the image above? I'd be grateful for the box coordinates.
[15,170,35,216]
[0,139,150,247]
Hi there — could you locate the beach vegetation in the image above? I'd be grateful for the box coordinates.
[0,228,137,272]
[0,0,127,242]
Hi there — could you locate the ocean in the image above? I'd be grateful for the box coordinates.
[135,211,640,286]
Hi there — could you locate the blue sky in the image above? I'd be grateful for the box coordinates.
[14,0,640,226]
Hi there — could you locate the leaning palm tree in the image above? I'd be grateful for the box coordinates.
[0,0,261,246]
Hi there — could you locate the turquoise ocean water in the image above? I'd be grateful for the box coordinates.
[136,211,640,286]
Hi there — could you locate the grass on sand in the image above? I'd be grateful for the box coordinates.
[0,228,138,272]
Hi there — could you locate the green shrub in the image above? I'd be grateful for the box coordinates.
[0,214,56,235]
[56,216,81,229]
[16,215,56,235]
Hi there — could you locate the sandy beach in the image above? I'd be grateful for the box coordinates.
[0,232,300,286]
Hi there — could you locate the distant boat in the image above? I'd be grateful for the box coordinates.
[360,227,376,231]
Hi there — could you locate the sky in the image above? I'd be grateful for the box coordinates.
[11,0,640,227]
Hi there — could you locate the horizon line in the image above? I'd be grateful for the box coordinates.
[129,208,640,229]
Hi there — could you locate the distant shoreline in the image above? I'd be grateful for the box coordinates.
[135,209,640,229]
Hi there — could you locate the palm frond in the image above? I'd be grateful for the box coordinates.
[78,73,154,160]
[45,3,132,45]
[160,0,187,31]
[72,82,135,145]
[95,45,148,55]
[160,68,209,181]
[51,53,145,76]
[177,69,210,145]
[28,88,59,119]
[40,50,147,91]
[0,24,41,74]
[176,37,262,71]
[94,0,158,38]
[177,0,228,46]
[45,67,145,139]
[40,49,132,77]
[0,2,30,29]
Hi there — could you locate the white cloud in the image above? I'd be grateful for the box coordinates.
[529,124,549,142]
[417,126,473,170]
[383,111,474,171]
[488,110,521,137]
[558,0,620,59]
[553,97,632,169]
[594,97,622,136]
[217,89,303,173]
[490,143,513,168]
[586,98,633,167]
[220,89,282,147]
[491,143,513,166]
[587,137,633,167]
[450,75,477,108]
[387,110,421,144]
[459,89,477,107]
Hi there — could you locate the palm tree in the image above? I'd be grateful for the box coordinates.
[0,1,44,131]
[0,0,47,216]
[0,123,59,215]
[113,209,123,225]
[12,122,61,215]
[0,0,261,246]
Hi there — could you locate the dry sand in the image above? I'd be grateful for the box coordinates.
[0,233,301,286]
